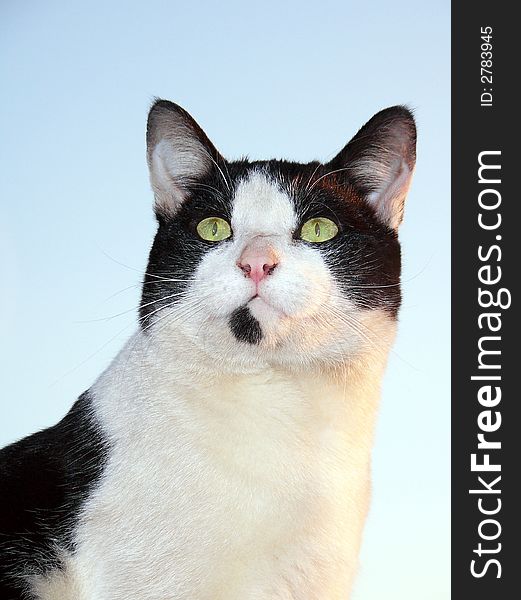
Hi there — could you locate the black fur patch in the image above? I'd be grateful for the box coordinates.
[229,306,263,344]
[139,166,236,330]
[0,392,108,596]
[284,163,402,318]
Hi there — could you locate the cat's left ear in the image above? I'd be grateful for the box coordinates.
[326,106,416,230]
[146,99,226,217]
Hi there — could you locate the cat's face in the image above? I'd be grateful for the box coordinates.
[141,101,416,370]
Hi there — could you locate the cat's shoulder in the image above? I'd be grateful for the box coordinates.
[0,392,108,593]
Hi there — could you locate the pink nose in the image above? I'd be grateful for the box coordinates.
[237,250,278,284]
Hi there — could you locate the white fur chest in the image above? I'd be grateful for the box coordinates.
[36,333,385,600]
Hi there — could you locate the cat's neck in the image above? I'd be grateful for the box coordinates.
[91,319,395,448]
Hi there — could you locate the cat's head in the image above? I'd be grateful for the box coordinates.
[141,100,416,371]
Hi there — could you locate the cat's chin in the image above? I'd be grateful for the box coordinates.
[247,295,284,325]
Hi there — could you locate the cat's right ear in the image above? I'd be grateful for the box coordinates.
[326,106,416,230]
[146,100,224,217]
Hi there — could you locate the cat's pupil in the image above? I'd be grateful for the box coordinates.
[212,221,218,236]
[315,222,320,237]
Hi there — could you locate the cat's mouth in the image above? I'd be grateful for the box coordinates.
[248,293,269,310]
[229,295,290,346]
[247,293,287,319]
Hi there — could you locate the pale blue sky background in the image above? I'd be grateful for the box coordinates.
[0,1,450,597]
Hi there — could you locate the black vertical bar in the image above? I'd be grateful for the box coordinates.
[452,2,517,598]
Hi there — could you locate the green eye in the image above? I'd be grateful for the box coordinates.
[196,217,232,242]
[300,217,339,243]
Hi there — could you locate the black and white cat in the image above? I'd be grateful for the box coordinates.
[0,100,416,600]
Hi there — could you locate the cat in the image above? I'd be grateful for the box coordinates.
[0,100,416,600]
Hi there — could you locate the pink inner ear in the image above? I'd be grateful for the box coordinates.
[367,156,414,230]
[147,100,225,218]
[323,106,416,230]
